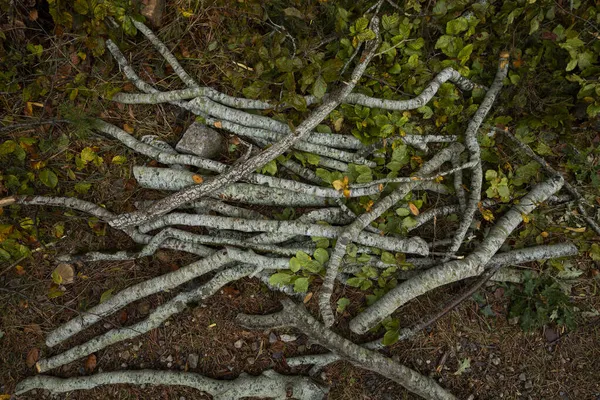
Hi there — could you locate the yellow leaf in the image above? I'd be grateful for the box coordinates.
[541,231,549,238]
[15,265,26,276]
[343,189,351,198]
[208,323,217,328]
[179,8,194,18]
[521,213,530,223]
[435,175,444,183]
[363,200,374,212]
[565,226,586,233]
[123,124,134,133]
[0,394,12,400]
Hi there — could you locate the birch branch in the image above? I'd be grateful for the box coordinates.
[349,175,565,334]
[318,143,465,327]
[444,52,510,260]
[16,369,327,400]
[36,260,287,372]
[288,242,577,371]
[236,299,457,400]
[133,165,412,199]
[494,126,600,237]
[108,18,381,228]
[136,212,429,255]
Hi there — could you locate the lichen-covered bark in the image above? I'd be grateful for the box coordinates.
[318,143,465,326]
[109,20,381,228]
[137,212,429,254]
[349,175,564,334]
[444,53,509,260]
[16,369,327,400]
[237,299,457,400]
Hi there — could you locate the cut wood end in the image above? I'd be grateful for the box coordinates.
[192,175,204,184]
[35,362,41,373]
[0,196,17,207]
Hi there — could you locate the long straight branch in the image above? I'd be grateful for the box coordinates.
[16,369,327,400]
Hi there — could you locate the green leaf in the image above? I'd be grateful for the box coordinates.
[337,297,351,313]
[355,17,369,32]
[395,208,410,217]
[283,7,304,19]
[290,257,302,273]
[75,182,92,194]
[306,153,320,166]
[39,169,58,188]
[73,0,89,14]
[383,329,399,346]
[382,14,400,31]
[457,44,473,65]
[295,251,312,266]
[293,277,309,293]
[269,272,293,287]
[388,63,402,74]
[284,93,307,112]
[446,17,469,35]
[346,277,363,287]
[313,248,329,265]
[381,251,395,264]
[454,358,471,375]
[311,76,327,99]
[51,269,63,285]
[100,288,114,303]
[485,170,498,180]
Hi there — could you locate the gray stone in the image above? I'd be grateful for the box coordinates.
[141,0,165,27]
[187,353,199,369]
[176,123,225,160]
[280,334,297,342]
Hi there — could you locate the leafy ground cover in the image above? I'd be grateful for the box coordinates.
[1,0,600,398]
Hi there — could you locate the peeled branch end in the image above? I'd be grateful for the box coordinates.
[0,196,17,208]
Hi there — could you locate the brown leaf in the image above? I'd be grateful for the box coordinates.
[222,286,240,296]
[53,263,75,284]
[213,121,222,129]
[70,52,80,65]
[192,175,204,184]
[123,124,134,133]
[119,310,128,324]
[85,354,97,372]
[26,348,39,368]
[28,9,38,21]
[24,324,43,336]
[15,265,26,276]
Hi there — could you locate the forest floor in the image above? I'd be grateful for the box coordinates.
[1,1,600,399]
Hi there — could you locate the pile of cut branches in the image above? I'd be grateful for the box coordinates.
[6,6,595,400]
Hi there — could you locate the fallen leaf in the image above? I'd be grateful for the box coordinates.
[192,175,204,184]
[222,286,240,296]
[214,121,222,129]
[119,310,128,323]
[565,226,586,233]
[0,394,12,400]
[29,9,38,20]
[85,354,97,372]
[15,265,26,275]
[454,357,471,376]
[53,263,75,284]
[303,292,313,303]
[123,124,134,133]
[24,324,43,336]
[26,348,39,368]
